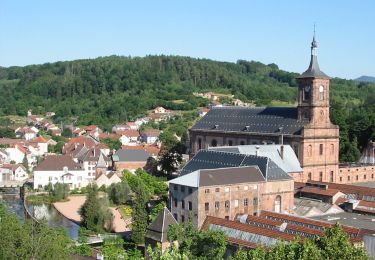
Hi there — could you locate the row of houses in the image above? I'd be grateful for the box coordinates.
[32,135,162,190]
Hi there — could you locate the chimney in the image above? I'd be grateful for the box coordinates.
[280,145,284,160]
[255,145,260,156]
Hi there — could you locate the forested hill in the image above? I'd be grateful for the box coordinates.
[0,55,374,161]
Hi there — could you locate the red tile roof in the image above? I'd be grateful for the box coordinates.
[296,181,375,199]
[116,129,140,137]
[300,186,341,197]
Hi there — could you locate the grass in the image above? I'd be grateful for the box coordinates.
[26,194,56,205]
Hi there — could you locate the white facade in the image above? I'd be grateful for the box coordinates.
[0,166,28,181]
[33,167,88,189]
[5,147,25,163]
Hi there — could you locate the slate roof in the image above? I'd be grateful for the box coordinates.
[209,145,303,174]
[34,155,83,171]
[113,149,151,162]
[170,166,265,187]
[297,37,330,79]
[145,207,177,242]
[180,149,292,181]
[190,106,308,135]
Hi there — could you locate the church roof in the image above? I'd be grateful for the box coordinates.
[180,149,292,181]
[298,54,330,79]
[190,106,308,136]
[145,207,177,242]
[298,37,330,79]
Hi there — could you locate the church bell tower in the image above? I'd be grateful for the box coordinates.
[297,36,331,127]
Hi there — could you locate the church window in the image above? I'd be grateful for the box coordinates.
[340,177,342,182]
[308,172,312,180]
[211,139,217,147]
[303,85,311,101]
[356,175,359,181]
[319,144,324,155]
[198,138,202,150]
[274,196,282,213]
[319,86,324,100]
[308,145,312,157]
[330,171,334,182]
[348,176,350,181]
[319,172,323,182]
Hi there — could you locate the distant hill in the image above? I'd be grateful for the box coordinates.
[355,75,375,83]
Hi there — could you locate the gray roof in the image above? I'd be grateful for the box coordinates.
[169,166,265,188]
[113,149,151,162]
[298,37,330,79]
[180,149,292,181]
[190,106,308,135]
[312,212,375,232]
[209,145,303,173]
[145,207,177,242]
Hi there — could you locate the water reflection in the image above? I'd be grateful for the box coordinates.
[1,195,79,240]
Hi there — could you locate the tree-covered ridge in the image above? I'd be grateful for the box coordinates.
[0,55,374,161]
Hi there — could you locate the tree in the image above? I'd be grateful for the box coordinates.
[101,238,127,260]
[131,178,150,244]
[107,182,131,205]
[150,201,166,222]
[167,221,228,259]
[79,187,113,233]
[61,128,72,137]
[0,203,72,260]
[51,183,69,201]
[102,138,122,151]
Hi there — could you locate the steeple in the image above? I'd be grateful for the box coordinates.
[298,33,330,79]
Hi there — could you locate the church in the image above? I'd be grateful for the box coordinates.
[189,37,374,184]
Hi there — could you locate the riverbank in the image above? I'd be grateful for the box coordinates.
[53,195,129,233]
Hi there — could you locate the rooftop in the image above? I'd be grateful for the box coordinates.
[180,149,292,181]
[145,207,177,242]
[191,106,308,136]
[169,166,265,188]
[34,155,83,171]
[113,149,151,162]
[209,144,302,173]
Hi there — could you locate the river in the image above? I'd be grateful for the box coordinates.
[1,194,80,240]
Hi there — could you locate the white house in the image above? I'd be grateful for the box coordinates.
[141,129,161,144]
[0,164,28,181]
[15,127,39,140]
[95,172,122,188]
[117,130,140,146]
[5,145,26,164]
[33,155,87,189]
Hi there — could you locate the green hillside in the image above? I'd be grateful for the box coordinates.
[0,55,374,161]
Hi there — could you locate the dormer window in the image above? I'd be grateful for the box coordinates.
[319,85,324,100]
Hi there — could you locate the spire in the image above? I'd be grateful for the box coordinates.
[298,29,330,79]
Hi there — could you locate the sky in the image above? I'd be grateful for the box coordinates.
[1,0,374,79]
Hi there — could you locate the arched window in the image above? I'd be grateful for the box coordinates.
[308,145,312,157]
[274,195,281,213]
[198,138,202,150]
[308,172,312,180]
[319,85,324,100]
[211,139,217,147]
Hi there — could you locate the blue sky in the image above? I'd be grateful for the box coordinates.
[1,1,374,79]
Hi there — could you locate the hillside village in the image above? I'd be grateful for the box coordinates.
[1,37,375,259]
